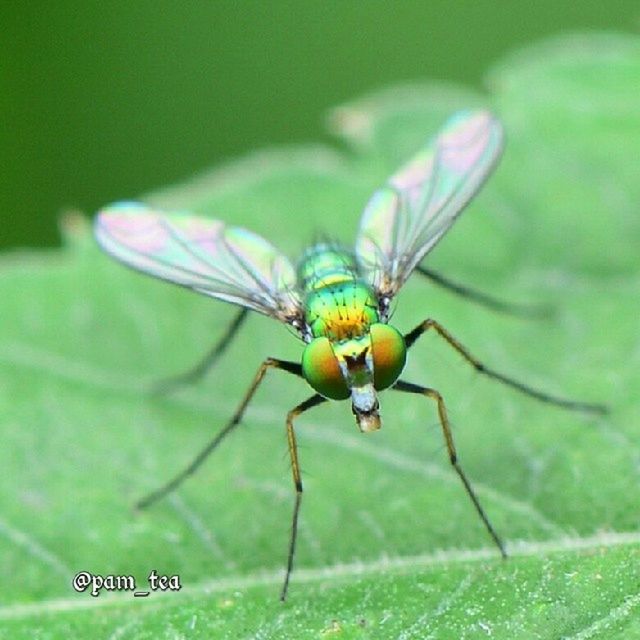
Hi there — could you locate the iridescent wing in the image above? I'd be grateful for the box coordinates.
[95,202,301,323]
[355,110,503,298]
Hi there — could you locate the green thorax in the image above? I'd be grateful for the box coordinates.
[297,244,380,341]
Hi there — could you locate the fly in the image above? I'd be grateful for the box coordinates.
[94,110,606,600]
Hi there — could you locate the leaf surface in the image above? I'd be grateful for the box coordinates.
[1,32,639,639]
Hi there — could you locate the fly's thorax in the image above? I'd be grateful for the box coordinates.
[297,244,358,291]
[304,281,379,341]
[297,244,379,340]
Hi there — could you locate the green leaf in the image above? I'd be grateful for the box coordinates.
[1,32,639,638]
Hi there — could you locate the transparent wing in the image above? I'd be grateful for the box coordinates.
[355,110,503,298]
[95,202,302,322]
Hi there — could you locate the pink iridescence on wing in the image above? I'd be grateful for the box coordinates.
[105,211,169,254]
[439,111,491,173]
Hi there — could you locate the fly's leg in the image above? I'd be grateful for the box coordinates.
[151,307,249,395]
[394,380,506,556]
[416,266,550,319]
[136,355,301,510]
[281,394,327,602]
[404,318,607,414]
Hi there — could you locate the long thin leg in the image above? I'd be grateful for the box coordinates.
[281,393,326,602]
[417,265,550,319]
[136,356,302,510]
[151,307,249,395]
[394,379,506,557]
[404,318,607,414]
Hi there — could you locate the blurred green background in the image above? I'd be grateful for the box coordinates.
[1,1,638,250]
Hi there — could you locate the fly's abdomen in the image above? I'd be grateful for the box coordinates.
[297,244,379,341]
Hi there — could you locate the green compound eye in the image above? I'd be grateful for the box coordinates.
[302,337,350,400]
[370,323,407,390]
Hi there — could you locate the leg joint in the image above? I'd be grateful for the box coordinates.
[424,387,444,404]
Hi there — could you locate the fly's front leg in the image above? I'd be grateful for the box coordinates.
[404,318,607,414]
[280,393,326,602]
[394,379,506,557]
[136,355,302,510]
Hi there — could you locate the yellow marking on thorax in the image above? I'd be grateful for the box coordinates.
[310,273,354,290]
[323,304,370,341]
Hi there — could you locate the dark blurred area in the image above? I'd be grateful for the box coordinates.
[1,1,637,249]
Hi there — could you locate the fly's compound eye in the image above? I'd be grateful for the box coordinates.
[370,323,407,390]
[302,337,350,400]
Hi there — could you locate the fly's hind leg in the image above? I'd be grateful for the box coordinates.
[151,307,249,395]
[416,266,551,319]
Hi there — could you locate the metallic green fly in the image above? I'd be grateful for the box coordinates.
[95,110,606,600]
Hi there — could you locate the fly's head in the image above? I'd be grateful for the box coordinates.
[301,323,407,433]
